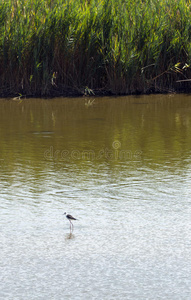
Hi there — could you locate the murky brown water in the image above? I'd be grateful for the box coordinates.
[1,94,191,299]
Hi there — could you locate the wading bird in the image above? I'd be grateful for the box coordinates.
[64,212,78,231]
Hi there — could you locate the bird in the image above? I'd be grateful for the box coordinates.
[64,212,78,231]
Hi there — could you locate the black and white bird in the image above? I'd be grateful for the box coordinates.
[64,212,78,231]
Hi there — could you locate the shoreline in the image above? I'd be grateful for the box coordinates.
[1,83,190,99]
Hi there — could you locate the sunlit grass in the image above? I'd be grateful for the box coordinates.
[0,0,191,96]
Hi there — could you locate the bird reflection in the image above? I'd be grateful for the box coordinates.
[65,232,75,240]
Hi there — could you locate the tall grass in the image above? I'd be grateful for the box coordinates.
[0,0,191,97]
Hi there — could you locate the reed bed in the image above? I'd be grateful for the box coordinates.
[0,0,191,97]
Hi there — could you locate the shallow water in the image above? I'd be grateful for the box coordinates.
[1,94,191,299]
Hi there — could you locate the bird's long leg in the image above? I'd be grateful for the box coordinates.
[69,220,71,231]
[69,220,74,232]
[69,220,73,232]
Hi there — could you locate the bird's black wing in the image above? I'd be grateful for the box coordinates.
[67,214,77,220]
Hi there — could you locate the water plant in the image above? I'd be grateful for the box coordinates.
[0,0,191,97]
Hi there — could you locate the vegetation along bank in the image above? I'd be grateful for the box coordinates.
[1,0,191,97]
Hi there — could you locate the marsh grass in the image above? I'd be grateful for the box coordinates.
[0,0,191,97]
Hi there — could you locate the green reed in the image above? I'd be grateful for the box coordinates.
[0,0,191,96]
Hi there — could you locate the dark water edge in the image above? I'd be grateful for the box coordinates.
[1,83,191,99]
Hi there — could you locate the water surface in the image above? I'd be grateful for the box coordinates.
[1,94,191,299]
